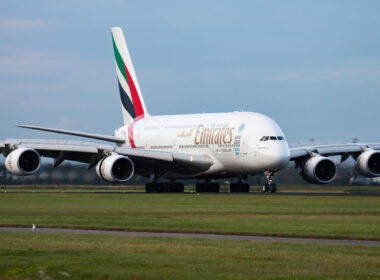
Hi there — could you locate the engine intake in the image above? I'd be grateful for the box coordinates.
[355,150,380,177]
[5,148,41,176]
[301,156,336,184]
[96,154,134,183]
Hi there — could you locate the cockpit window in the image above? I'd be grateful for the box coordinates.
[260,136,285,141]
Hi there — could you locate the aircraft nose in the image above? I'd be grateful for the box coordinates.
[264,143,290,170]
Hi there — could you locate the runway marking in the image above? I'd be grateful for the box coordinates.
[1,227,379,247]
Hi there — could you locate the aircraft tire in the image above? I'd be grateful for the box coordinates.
[231,183,250,192]
[146,182,159,193]
[177,183,184,192]
[262,183,269,193]
[243,183,250,192]
[170,183,184,192]
[269,183,276,193]
[145,183,153,193]
[195,183,219,192]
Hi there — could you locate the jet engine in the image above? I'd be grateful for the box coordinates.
[355,150,380,177]
[96,154,135,183]
[301,156,336,184]
[5,147,41,176]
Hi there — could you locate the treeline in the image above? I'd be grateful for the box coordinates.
[0,161,378,186]
[0,161,148,185]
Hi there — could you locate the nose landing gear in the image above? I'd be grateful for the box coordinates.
[263,171,276,193]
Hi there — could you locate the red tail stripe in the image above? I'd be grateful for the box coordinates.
[123,62,144,118]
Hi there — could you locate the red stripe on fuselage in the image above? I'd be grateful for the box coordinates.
[127,116,143,149]
[123,62,144,119]
[128,122,136,148]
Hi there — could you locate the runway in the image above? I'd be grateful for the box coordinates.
[1,227,380,247]
[1,191,380,196]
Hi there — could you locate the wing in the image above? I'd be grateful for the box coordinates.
[287,142,380,184]
[16,124,125,144]
[290,143,380,160]
[289,142,380,170]
[0,139,213,178]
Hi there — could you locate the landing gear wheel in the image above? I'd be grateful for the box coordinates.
[263,171,277,193]
[230,182,250,192]
[145,183,153,193]
[195,182,220,192]
[269,182,276,193]
[262,183,269,193]
[145,182,184,193]
[170,183,184,192]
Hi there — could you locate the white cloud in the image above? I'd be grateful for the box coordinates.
[0,47,113,112]
[0,49,67,75]
[0,17,50,33]
[271,57,380,85]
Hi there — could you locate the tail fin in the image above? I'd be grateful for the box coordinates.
[111,27,149,124]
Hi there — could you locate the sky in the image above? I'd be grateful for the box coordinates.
[1,0,380,144]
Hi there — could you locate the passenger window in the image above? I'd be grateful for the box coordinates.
[270,136,277,140]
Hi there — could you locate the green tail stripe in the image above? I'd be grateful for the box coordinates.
[111,34,129,86]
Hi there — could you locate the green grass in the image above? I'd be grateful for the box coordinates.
[1,232,380,280]
[0,193,380,240]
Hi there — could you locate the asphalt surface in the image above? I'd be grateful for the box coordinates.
[1,191,380,196]
[1,227,380,247]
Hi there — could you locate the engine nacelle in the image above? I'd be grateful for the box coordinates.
[5,147,41,176]
[96,154,134,183]
[355,150,380,178]
[301,156,336,184]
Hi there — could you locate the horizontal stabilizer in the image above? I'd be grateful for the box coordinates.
[16,125,125,144]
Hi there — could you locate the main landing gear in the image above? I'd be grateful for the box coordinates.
[145,182,184,193]
[230,180,250,192]
[262,171,277,193]
[195,180,220,192]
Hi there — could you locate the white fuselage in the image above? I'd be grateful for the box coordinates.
[114,112,290,178]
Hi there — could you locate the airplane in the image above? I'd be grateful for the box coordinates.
[1,27,380,193]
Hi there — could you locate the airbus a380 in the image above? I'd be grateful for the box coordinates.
[1,27,380,193]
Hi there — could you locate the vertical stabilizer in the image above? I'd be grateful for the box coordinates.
[111,27,149,124]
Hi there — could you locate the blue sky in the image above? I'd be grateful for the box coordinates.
[1,0,380,143]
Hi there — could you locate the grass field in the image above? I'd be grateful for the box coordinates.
[1,232,380,280]
[0,192,380,240]
[1,191,380,279]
